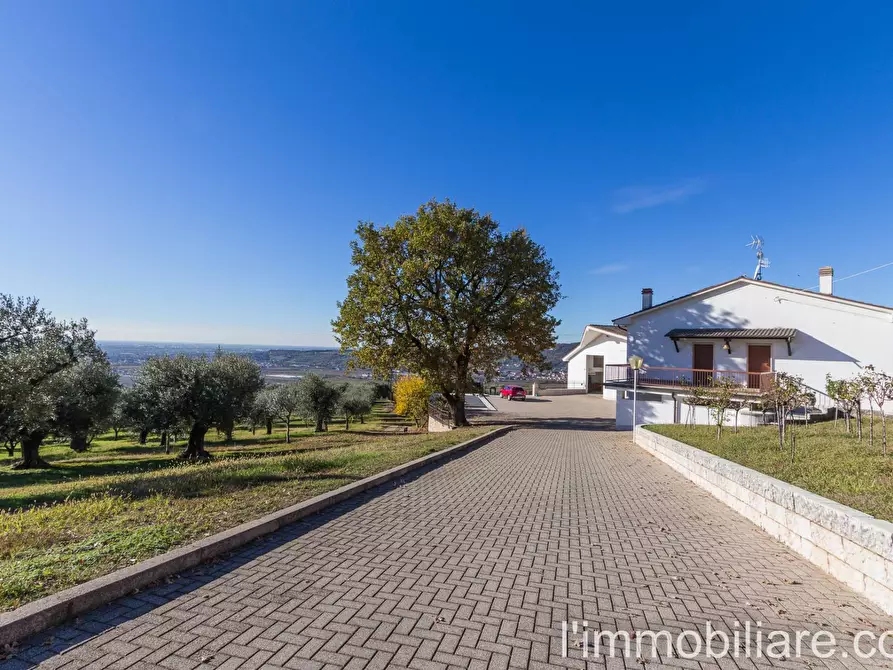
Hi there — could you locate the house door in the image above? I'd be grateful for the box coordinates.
[692,344,714,386]
[748,345,772,389]
[586,355,604,394]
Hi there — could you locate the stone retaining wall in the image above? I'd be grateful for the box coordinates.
[635,426,893,615]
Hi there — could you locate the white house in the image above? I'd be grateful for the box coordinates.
[607,269,893,429]
[562,325,627,399]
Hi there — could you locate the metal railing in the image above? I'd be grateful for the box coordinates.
[604,365,837,411]
[428,394,454,428]
[604,364,773,392]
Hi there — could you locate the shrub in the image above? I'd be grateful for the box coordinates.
[393,375,429,429]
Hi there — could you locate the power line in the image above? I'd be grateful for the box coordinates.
[804,260,893,290]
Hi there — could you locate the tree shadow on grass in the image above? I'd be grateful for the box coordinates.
[7,430,505,668]
[0,455,180,490]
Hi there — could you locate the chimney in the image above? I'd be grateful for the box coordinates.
[819,267,833,295]
[642,288,653,310]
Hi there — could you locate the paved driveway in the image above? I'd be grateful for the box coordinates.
[482,394,615,423]
[11,427,893,669]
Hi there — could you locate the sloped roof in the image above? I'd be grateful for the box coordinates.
[666,328,797,340]
[587,324,626,337]
[613,276,893,324]
[562,324,627,362]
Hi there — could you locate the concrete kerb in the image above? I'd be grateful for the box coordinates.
[0,425,512,647]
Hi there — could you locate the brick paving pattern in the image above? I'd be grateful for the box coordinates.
[8,427,893,669]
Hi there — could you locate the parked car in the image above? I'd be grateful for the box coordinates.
[500,385,527,401]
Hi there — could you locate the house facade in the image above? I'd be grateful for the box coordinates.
[562,325,627,399]
[607,270,893,429]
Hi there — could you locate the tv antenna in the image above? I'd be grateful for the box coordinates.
[747,235,769,280]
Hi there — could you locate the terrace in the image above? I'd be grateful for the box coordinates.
[604,364,774,393]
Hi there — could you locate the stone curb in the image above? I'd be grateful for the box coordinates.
[0,425,512,647]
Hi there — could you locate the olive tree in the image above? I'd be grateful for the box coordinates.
[273,383,302,443]
[0,294,99,468]
[138,354,263,460]
[299,374,344,432]
[53,358,120,452]
[341,385,375,430]
[213,351,265,443]
[333,199,561,426]
[250,386,278,435]
[121,385,153,444]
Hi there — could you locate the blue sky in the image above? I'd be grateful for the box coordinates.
[2,2,893,346]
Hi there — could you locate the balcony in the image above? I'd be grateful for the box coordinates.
[604,364,773,394]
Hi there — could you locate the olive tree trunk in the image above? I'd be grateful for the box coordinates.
[180,422,211,461]
[13,431,50,469]
[265,419,273,435]
[69,433,89,452]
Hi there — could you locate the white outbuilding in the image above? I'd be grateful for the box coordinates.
[562,324,627,399]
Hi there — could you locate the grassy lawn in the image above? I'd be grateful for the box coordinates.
[648,417,893,524]
[0,403,495,611]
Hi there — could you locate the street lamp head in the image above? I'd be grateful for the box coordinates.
[628,355,645,371]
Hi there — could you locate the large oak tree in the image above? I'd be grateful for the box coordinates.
[333,199,560,426]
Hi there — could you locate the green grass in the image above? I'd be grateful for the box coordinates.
[648,417,893,523]
[0,402,495,610]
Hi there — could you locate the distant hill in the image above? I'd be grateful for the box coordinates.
[102,341,576,377]
[541,342,576,371]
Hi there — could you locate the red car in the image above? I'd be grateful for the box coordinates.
[500,385,527,401]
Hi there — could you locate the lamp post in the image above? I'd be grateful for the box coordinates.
[629,355,645,430]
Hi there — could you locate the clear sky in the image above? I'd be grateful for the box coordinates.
[2,2,893,346]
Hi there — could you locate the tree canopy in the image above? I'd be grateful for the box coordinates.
[53,358,120,452]
[332,199,560,425]
[0,294,100,468]
[135,353,263,460]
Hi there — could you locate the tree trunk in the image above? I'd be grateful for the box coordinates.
[286,416,291,443]
[13,431,50,469]
[315,417,325,432]
[445,392,468,427]
[883,413,888,456]
[70,433,88,452]
[219,417,234,444]
[858,404,863,441]
[139,428,148,445]
[345,416,351,431]
[113,427,119,440]
[869,401,875,447]
[359,415,365,424]
[180,422,211,461]
[266,419,273,435]
[5,439,17,457]
[160,431,170,454]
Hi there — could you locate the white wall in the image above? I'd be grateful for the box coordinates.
[624,282,893,403]
[617,394,764,430]
[565,334,627,397]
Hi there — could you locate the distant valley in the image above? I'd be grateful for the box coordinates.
[100,341,575,385]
